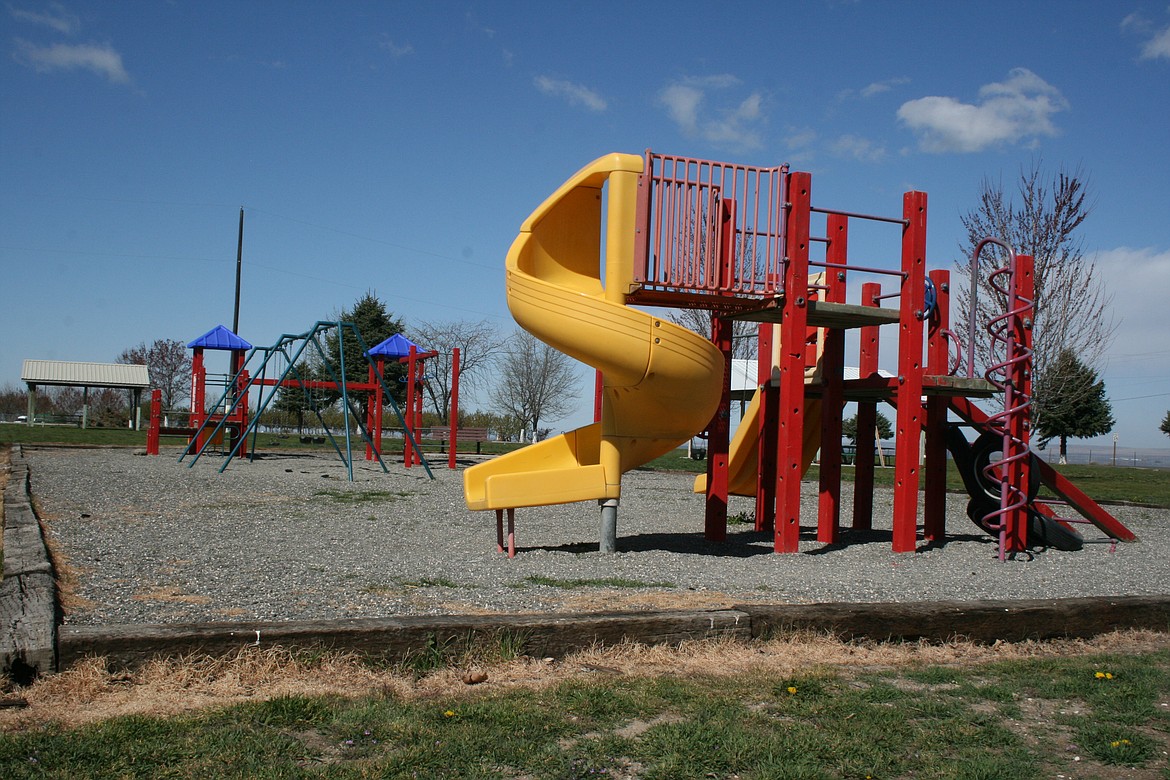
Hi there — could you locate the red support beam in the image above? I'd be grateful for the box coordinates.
[852,282,881,530]
[923,269,950,541]
[948,396,1137,543]
[1002,255,1035,553]
[404,346,417,468]
[756,323,777,533]
[774,171,812,553]
[704,315,733,542]
[449,347,460,470]
[817,213,848,544]
[146,389,161,455]
[891,191,927,553]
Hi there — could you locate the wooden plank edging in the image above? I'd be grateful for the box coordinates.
[1,449,59,681]
[59,609,753,669]
[55,596,1170,671]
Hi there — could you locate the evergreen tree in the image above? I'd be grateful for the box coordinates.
[323,291,406,410]
[842,411,893,443]
[1033,347,1114,463]
[1160,411,1170,439]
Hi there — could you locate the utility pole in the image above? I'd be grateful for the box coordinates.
[233,207,244,334]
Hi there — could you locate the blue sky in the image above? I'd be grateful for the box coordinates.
[2,1,1169,448]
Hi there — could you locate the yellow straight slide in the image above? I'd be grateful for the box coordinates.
[693,389,823,496]
[464,154,724,511]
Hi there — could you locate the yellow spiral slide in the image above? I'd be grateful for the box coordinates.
[463,154,724,511]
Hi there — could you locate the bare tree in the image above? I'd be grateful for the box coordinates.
[955,161,1114,428]
[490,330,580,439]
[117,339,193,409]
[410,319,504,424]
[666,308,758,361]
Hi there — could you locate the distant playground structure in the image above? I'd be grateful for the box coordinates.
[147,322,474,480]
[462,151,1135,558]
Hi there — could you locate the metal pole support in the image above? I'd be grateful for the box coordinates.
[599,498,619,553]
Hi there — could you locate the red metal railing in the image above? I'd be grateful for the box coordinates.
[634,151,788,301]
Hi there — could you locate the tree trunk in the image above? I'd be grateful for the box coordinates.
[1059,434,1068,465]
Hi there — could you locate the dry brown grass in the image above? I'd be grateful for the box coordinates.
[2,628,1167,733]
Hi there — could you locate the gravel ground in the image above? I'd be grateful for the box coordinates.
[17,446,1170,626]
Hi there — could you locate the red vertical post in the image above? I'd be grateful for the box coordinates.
[365,364,376,461]
[593,369,603,423]
[704,315,733,542]
[146,388,161,455]
[404,347,416,468]
[755,323,777,533]
[852,283,882,530]
[374,357,385,460]
[923,269,950,541]
[233,349,249,458]
[449,347,460,470]
[891,191,928,553]
[414,354,425,466]
[774,171,812,553]
[817,214,848,544]
[1003,255,1034,553]
[190,347,206,455]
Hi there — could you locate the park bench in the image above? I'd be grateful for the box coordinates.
[427,426,490,454]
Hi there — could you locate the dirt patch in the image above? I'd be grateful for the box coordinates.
[2,629,1167,732]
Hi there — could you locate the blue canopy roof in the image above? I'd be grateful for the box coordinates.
[188,325,252,351]
[367,333,426,358]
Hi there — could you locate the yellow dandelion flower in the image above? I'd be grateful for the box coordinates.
[1095,671,1106,679]
[444,710,456,718]
[1106,673,1114,679]
[787,686,798,694]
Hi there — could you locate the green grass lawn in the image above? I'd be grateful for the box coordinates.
[3,648,1167,778]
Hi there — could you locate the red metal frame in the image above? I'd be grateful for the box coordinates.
[703,315,733,542]
[816,214,848,544]
[773,172,812,553]
[852,282,881,531]
[755,323,777,533]
[923,269,950,541]
[633,151,788,306]
[891,191,928,553]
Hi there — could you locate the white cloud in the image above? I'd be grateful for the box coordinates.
[533,75,606,112]
[1122,12,1170,60]
[1141,24,1170,59]
[860,77,909,98]
[828,134,886,163]
[378,37,413,58]
[658,75,765,151]
[9,3,79,35]
[14,39,129,83]
[896,68,1068,153]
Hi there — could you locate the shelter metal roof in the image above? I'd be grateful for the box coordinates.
[21,360,150,389]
